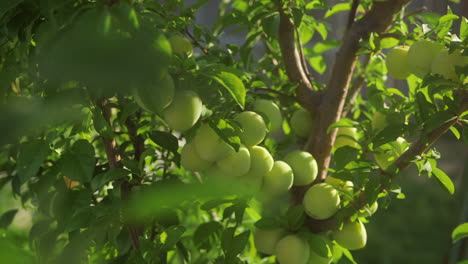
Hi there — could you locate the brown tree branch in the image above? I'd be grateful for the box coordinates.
[278,8,321,110]
[304,93,468,233]
[98,99,141,249]
[305,0,411,182]
[346,0,360,31]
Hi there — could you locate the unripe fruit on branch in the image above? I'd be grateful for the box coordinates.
[134,72,174,113]
[217,145,251,177]
[407,40,443,78]
[431,50,467,81]
[303,183,340,220]
[284,150,318,186]
[275,235,310,264]
[290,108,312,138]
[373,137,408,170]
[385,46,411,79]
[168,35,193,56]
[253,99,282,133]
[254,228,286,255]
[163,90,202,132]
[334,220,367,250]
[243,146,274,178]
[234,111,267,147]
[334,127,359,149]
[194,124,234,162]
[180,143,211,172]
[263,161,294,195]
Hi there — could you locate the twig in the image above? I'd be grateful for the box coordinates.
[346,0,360,31]
[294,25,311,78]
[249,87,296,100]
[341,53,371,117]
[277,8,320,110]
[184,27,209,55]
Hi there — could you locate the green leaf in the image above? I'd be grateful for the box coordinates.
[150,131,179,153]
[16,139,49,184]
[193,222,223,249]
[307,234,330,258]
[373,125,407,148]
[0,0,24,19]
[209,119,241,152]
[460,17,468,40]
[334,147,360,170]
[452,223,468,243]
[230,231,250,256]
[308,55,326,74]
[164,226,186,249]
[59,140,95,183]
[91,168,129,191]
[254,217,281,229]
[0,209,18,229]
[449,126,461,139]
[0,237,34,264]
[325,2,350,18]
[287,205,305,231]
[210,71,246,109]
[438,14,459,24]
[432,167,455,195]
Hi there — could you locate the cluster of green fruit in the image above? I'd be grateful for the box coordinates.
[386,39,468,80]
[254,219,368,264]
[180,98,319,195]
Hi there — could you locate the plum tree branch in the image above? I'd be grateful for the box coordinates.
[305,0,411,182]
[98,99,141,249]
[304,93,468,233]
[277,8,321,110]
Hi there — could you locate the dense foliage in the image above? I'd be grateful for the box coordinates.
[1,0,468,263]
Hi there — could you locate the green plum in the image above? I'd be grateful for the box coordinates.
[385,46,411,79]
[180,142,212,172]
[253,99,283,133]
[168,35,193,56]
[284,150,318,186]
[290,108,312,138]
[163,90,202,132]
[431,49,467,81]
[407,40,443,78]
[134,72,174,113]
[254,228,286,255]
[373,137,408,170]
[194,124,234,162]
[334,220,367,250]
[234,111,267,147]
[275,235,310,264]
[334,127,359,149]
[217,145,251,177]
[303,183,340,220]
[262,161,294,195]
